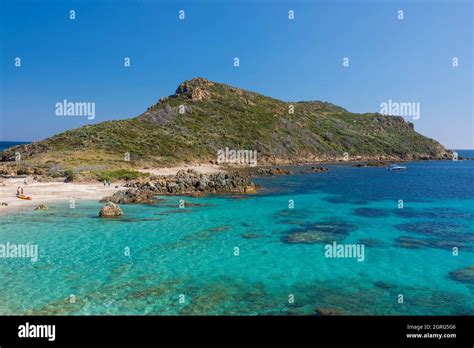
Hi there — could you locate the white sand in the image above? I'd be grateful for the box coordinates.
[0,164,227,215]
[0,177,122,215]
[137,164,224,176]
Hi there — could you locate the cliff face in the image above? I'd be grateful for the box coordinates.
[0,77,451,169]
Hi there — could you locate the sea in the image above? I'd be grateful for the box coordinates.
[0,141,30,151]
[0,145,473,315]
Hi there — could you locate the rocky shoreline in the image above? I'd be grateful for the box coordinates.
[97,164,334,206]
[100,169,257,204]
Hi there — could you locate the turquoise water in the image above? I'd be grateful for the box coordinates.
[0,159,473,315]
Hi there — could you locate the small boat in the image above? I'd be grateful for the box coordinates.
[387,164,406,171]
[17,194,32,200]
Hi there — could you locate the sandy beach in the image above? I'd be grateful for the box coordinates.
[0,164,227,215]
[0,177,123,215]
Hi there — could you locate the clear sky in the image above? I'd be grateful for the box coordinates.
[1,0,472,149]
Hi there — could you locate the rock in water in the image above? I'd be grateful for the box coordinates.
[99,202,123,217]
[255,167,293,176]
[300,166,329,174]
[314,307,344,316]
[244,185,257,194]
[100,189,155,204]
[34,204,48,210]
[448,265,474,284]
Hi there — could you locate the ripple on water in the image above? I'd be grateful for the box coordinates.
[393,236,473,251]
[352,207,391,218]
[395,221,474,242]
[394,208,474,221]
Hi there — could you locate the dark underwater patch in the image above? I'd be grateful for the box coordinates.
[241,233,264,239]
[448,266,474,284]
[394,222,474,242]
[395,208,474,220]
[208,225,232,233]
[282,220,357,244]
[273,208,314,220]
[374,281,393,290]
[393,236,472,251]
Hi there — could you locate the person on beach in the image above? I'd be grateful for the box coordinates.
[16,186,20,196]
[20,187,24,195]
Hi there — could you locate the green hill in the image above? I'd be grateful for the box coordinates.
[0,77,451,176]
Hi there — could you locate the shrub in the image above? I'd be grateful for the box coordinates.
[64,169,75,182]
[96,169,145,182]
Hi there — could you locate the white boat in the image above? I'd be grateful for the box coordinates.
[387,164,406,171]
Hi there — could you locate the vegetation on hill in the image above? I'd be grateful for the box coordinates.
[0,77,451,178]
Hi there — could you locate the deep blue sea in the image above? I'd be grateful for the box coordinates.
[0,141,30,151]
[0,151,473,315]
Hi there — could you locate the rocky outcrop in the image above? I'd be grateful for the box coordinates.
[254,167,293,176]
[352,161,388,168]
[0,142,49,162]
[99,202,123,217]
[100,188,156,204]
[244,185,257,194]
[175,77,214,98]
[123,169,255,195]
[300,166,329,174]
[100,170,256,204]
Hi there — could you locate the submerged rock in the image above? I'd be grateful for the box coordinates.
[282,221,356,244]
[241,233,263,239]
[448,266,474,284]
[300,166,329,174]
[314,307,344,316]
[34,204,48,210]
[374,281,392,289]
[393,236,470,250]
[99,202,123,217]
[208,225,231,233]
[254,167,293,176]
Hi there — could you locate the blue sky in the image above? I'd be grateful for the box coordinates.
[1,0,472,149]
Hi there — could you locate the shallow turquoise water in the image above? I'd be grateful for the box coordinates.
[0,159,473,315]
